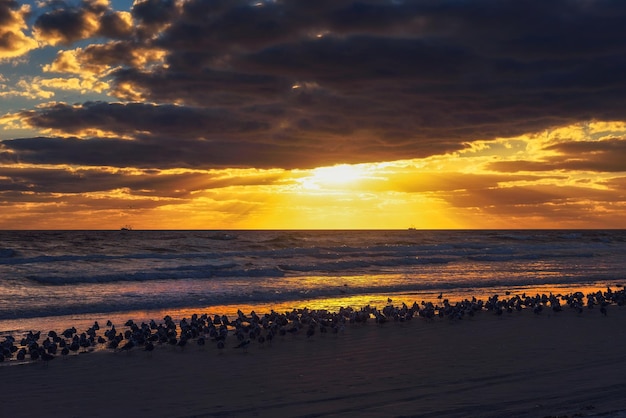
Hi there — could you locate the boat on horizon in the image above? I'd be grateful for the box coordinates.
[120,225,133,231]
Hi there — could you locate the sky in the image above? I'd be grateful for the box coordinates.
[1,0,625,230]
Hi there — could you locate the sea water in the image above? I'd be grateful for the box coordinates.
[1,229,625,338]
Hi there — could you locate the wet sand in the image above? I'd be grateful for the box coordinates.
[1,301,626,417]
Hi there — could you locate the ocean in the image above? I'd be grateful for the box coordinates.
[1,229,625,341]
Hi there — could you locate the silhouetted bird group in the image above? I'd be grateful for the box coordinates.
[1,286,624,365]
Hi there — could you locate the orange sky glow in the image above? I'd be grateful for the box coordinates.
[1,1,625,229]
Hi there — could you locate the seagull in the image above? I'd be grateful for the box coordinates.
[69,340,80,354]
[144,342,155,355]
[62,327,76,339]
[119,339,135,353]
[40,350,55,365]
[234,339,250,351]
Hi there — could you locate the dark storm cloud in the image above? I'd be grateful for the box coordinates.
[0,0,20,27]
[0,148,18,164]
[440,184,625,226]
[444,184,622,214]
[97,11,134,39]
[34,2,101,45]
[8,101,453,169]
[13,0,626,169]
[488,139,626,173]
[0,166,127,194]
[0,165,287,197]
[33,0,131,45]
[131,0,178,27]
[20,102,269,138]
[77,41,152,68]
[2,133,398,169]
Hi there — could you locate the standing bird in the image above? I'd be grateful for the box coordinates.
[40,350,55,365]
[234,340,250,351]
[144,341,155,355]
[119,339,135,353]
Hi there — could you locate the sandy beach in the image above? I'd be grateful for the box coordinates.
[1,298,626,418]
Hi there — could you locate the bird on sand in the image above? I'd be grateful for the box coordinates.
[143,341,155,356]
[40,350,55,365]
[119,339,134,353]
[234,340,250,351]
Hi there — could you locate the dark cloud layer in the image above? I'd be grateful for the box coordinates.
[489,139,626,173]
[0,165,286,197]
[6,0,626,170]
[33,0,133,44]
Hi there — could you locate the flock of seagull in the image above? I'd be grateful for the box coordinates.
[1,287,624,365]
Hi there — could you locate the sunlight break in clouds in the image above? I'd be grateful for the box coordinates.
[1,0,626,229]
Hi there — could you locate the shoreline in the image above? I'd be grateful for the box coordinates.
[2,281,621,340]
[2,289,626,417]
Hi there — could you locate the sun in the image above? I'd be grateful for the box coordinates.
[300,164,367,190]
[312,164,364,184]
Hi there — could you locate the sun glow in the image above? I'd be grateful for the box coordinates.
[300,164,369,190]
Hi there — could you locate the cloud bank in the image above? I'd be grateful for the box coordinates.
[1,0,626,229]
[1,0,625,170]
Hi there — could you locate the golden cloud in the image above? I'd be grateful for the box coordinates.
[0,77,54,100]
[33,10,100,47]
[43,48,104,75]
[0,4,39,61]
[39,76,110,94]
[42,43,166,98]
